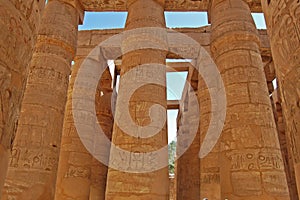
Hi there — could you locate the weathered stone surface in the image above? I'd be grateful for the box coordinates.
[105,1,169,199]
[210,0,290,199]
[0,0,299,199]
[272,89,299,200]
[198,75,221,200]
[2,1,80,199]
[79,0,262,12]
[54,54,113,200]
[262,0,300,197]
[77,27,271,60]
[0,0,44,195]
[169,175,175,200]
[176,67,200,200]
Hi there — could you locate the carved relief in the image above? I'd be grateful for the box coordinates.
[65,165,91,178]
[277,15,299,61]
[270,0,286,31]
[110,151,158,172]
[9,148,58,171]
[200,174,220,184]
[228,150,284,171]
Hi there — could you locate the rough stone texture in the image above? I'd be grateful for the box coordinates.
[77,27,271,60]
[210,0,290,199]
[262,0,300,197]
[54,54,113,199]
[0,0,44,195]
[198,74,221,200]
[169,176,175,200]
[1,0,299,199]
[90,68,114,200]
[105,1,169,200]
[176,67,200,200]
[272,89,299,200]
[2,1,80,199]
[79,0,262,12]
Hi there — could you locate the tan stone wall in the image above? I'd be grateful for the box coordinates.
[0,0,44,195]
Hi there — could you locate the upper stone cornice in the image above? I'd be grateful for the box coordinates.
[79,0,262,12]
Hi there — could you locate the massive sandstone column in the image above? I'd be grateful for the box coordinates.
[198,74,221,200]
[90,68,114,200]
[54,54,113,199]
[210,0,290,199]
[105,0,169,199]
[2,1,82,199]
[176,70,200,200]
[261,0,300,196]
[0,0,44,194]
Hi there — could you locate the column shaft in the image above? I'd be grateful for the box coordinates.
[176,81,200,200]
[0,0,44,194]
[54,56,113,200]
[262,0,300,196]
[210,0,290,199]
[198,75,221,200]
[105,0,169,199]
[3,1,80,199]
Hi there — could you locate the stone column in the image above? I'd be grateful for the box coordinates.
[2,1,82,199]
[90,68,114,200]
[0,0,44,194]
[54,54,113,200]
[176,73,200,200]
[261,0,300,196]
[198,75,221,200]
[105,0,169,199]
[210,0,290,199]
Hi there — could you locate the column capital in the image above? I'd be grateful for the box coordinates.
[48,0,85,24]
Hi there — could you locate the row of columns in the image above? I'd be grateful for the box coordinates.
[176,0,300,199]
[0,0,299,199]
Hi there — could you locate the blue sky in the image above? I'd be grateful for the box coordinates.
[79,12,266,30]
[79,12,267,143]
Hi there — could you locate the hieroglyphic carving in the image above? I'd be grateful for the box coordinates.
[200,174,220,184]
[228,150,284,171]
[110,150,158,172]
[64,165,91,178]
[9,148,58,171]
[165,0,209,10]
[80,0,126,11]
[277,15,299,62]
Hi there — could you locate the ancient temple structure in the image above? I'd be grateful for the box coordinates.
[0,0,299,199]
